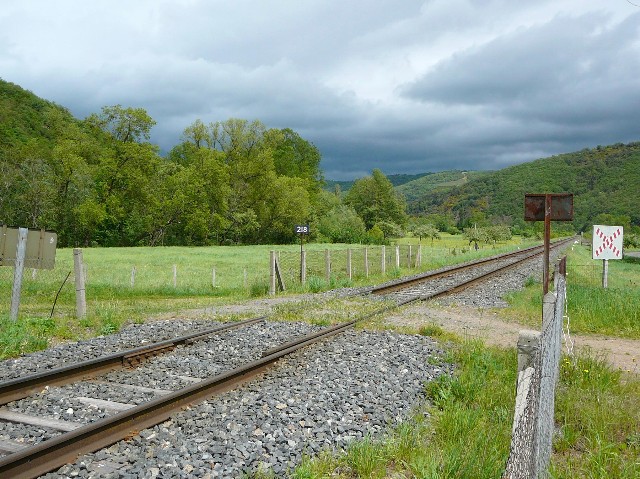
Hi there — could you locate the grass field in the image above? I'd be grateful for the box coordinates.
[502,243,640,338]
[0,235,536,357]
[1,236,638,478]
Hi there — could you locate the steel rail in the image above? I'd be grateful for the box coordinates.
[0,316,266,406]
[370,238,572,296]
[0,313,373,479]
[0,238,575,478]
[394,237,575,302]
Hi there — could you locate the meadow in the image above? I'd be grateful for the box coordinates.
[0,234,536,357]
[503,243,640,338]
[1,236,638,478]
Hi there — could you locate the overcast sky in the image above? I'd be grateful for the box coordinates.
[1,1,639,179]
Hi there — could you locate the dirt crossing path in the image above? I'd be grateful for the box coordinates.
[385,303,639,374]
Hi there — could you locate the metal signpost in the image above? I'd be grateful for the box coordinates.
[592,225,623,288]
[0,225,58,320]
[524,193,573,294]
[295,225,310,283]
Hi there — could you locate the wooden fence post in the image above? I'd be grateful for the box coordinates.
[74,248,87,319]
[408,245,412,268]
[9,227,28,321]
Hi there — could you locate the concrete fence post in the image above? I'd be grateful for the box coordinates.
[381,245,386,275]
[9,228,28,321]
[325,249,331,282]
[73,248,87,319]
[364,247,369,277]
[269,251,276,296]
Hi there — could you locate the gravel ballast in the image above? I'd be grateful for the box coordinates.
[0,320,447,478]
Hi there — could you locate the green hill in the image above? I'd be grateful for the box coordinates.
[0,78,80,153]
[325,172,432,193]
[397,170,490,205]
[410,143,640,232]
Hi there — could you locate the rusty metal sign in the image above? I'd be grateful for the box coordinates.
[0,225,58,269]
[524,193,574,221]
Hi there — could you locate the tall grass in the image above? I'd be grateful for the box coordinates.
[503,244,640,338]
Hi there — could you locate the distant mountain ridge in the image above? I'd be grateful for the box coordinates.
[409,142,640,231]
[324,172,432,192]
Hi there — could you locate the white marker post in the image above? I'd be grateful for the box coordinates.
[592,225,624,289]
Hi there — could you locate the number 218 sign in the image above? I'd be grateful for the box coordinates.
[295,225,310,234]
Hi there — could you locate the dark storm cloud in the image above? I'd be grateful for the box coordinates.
[1,1,638,179]
[401,11,640,169]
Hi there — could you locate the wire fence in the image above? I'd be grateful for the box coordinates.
[275,245,425,288]
[503,257,566,478]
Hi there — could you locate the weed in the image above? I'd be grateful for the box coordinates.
[418,323,445,338]
[306,276,326,293]
[249,279,269,297]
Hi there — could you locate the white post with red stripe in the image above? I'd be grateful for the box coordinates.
[592,225,624,289]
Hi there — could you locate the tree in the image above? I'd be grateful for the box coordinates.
[318,205,366,244]
[85,105,156,143]
[413,223,440,244]
[344,169,407,229]
[375,221,403,240]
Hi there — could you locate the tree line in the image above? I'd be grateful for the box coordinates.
[0,80,409,247]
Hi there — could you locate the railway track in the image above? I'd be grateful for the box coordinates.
[0,238,573,478]
[368,237,574,304]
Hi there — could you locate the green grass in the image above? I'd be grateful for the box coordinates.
[0,237,536,358]
[503,244,640,338]
[276,338,639,479]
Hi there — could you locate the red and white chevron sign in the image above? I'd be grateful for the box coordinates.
[592,225,624,260]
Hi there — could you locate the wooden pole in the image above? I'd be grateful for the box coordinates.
[74,248,87,319]
[408,245,412,268]
[9,227,28,321]
[301,251,307,284]
[543,194,551,294]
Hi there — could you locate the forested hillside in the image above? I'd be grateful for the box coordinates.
[0,79,324,247]
[397,170,489,205]
[409,143,640,233]
[324,172,431,193]
[3,78,638,248]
